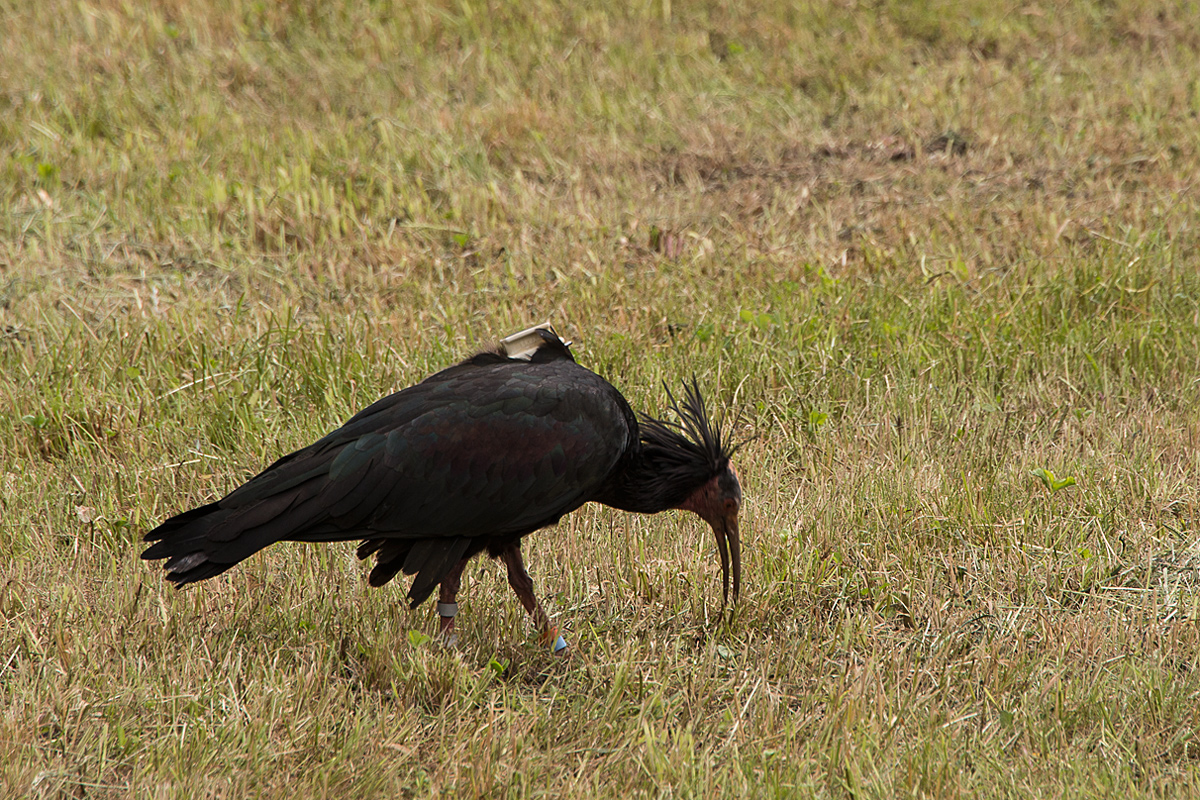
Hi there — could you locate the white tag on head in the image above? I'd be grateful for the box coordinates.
[500,322,569,360]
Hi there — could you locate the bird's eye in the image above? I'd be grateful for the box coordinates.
[724,498,738,513]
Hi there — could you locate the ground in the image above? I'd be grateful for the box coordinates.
[2,1,1200,797]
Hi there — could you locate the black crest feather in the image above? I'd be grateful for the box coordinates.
[638,378,737,483]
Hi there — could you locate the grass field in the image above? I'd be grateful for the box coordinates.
[4,0,1200,796]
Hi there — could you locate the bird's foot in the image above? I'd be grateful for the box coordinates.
[540,626,568,655]
[438,603,459,648]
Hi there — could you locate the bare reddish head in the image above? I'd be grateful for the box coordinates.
[677,462,741,605]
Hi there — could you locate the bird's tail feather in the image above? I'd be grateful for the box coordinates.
[141,501,260,586]
[141,486,346,585]
[146,486,474,608]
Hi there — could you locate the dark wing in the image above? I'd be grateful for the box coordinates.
[142,356,634,606]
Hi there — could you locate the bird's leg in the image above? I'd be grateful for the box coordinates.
[500,543,567,653]
[437,557,469,642]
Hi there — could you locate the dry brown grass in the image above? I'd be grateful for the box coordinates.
[3,0,1200,796]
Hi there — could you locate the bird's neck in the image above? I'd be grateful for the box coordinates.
[593,446,693,515]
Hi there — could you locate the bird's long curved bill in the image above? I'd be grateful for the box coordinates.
[713,516,741,607]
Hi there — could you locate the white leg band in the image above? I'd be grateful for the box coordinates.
[437,602,458,618]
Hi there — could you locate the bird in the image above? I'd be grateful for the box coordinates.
[141,323,742,652]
